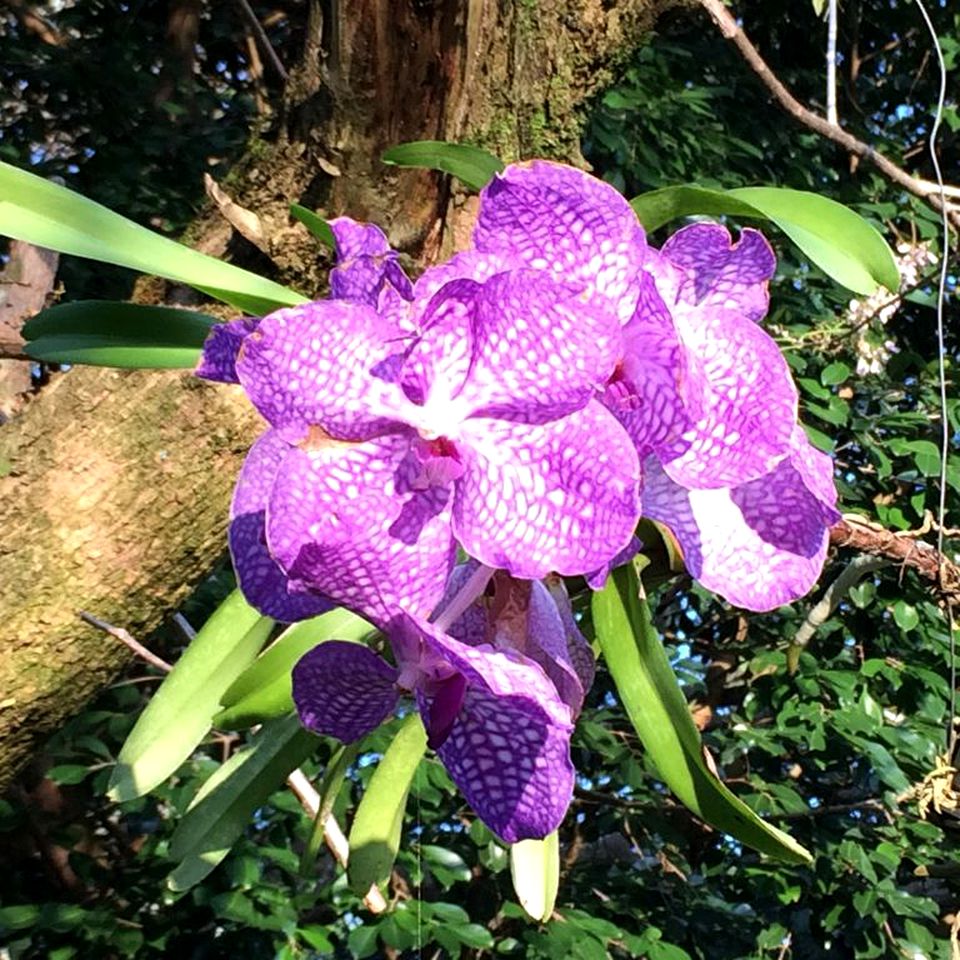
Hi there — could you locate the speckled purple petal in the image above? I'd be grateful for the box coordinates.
[405,616,575,843]
[235,301,408,441]
[658,305,798,489]
[606,270,701,456]
[329,217,414,309]
[454,402,641,578]
[488,575,586,716]
[661,223,775,322]
[433,561,491,647]
[643,442,839,611]
[266,432,456,628]
[195,317,259,384]
[293,641,399,742]
[404,270,621,425]
[475,161,647,323]
[544,574,596,698]
[228,430,332,622]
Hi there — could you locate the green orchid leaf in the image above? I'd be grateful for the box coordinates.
[347,714,427,894]
[107,590,273,803]
[22,300,216,368]
[215,608,376,729]
[381,141,504,191]
[289,203,337,248]
[592,566,813,865]
[167,714,317,891]
[0,161,307,313]
[630,183,900,294]
[300,742,359,876]
[510,831,560,922]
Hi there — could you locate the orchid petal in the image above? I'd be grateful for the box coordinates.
[475,161,647,323]
[643,437,839,611]
[329,217,414,308]
[266,432,456,628]
[235,301,408,441]
[404,617,575,843]
[293,641,399,742]
[195,317,259,384]
[454,403,641,578]
[661,223,775,322]
[228,430,332,622]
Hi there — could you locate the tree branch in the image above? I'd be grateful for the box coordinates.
[698,0,960,232]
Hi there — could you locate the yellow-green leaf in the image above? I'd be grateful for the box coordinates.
[510,831,559,922]
[347,714,427,894]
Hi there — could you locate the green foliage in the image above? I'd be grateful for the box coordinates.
[381,140,505,190]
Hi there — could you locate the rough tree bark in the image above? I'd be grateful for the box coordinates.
[0,0,669,789]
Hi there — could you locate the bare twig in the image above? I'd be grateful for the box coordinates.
[286,768,388,913]
[233,0,288,81]
[698,0,960,232]
[79,611,172,673]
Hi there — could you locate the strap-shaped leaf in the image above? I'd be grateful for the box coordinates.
[167,713,317,891]
[592,566,813,865]
[347,714,427,894]
[107,590,273,803]
[630,183,899,294]
[300,742,359,876]
[215,608,376,729]
[22,300,215,369]
[381,141,504,191]
[290,203,336,248]
[510,831,560,922]
[0,161,307,314]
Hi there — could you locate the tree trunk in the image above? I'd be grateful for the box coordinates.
[0,0,669,789]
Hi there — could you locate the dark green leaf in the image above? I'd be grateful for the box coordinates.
[22,301,215,369]
[381,141,504,191]
[592,566,812,864]
[167,714,317,890]
[289,203,336,247]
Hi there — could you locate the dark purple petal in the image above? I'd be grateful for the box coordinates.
[235,301,409,442]
[229,430,332,622]
[657,303,798,489]
[424,672,467,749]
[433,561,491,647]
[643,438,839,611]
[454,403,641,578]
[266,432,456,628]
[329,217,414,309]
[474,161,647,324]
[404,270,621,425]
[293,641,399,742]
[406,617,575,843]
[661,223,775,322]
[195,317,259,384]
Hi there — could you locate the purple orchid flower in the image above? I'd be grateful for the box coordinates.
[292,570,591,842]
[199,175,642,628]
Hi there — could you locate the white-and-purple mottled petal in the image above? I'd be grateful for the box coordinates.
[658,306,798,489]
[235,301,409,442]
[474,161,647,324]
[454,403,641,578]
[293,641,399,742]
[229,430,332,622]
[266,432,456,628]
[661,223,775,322]
[544,574,596,698]
[643,442,839,611]
[195,317,259,384]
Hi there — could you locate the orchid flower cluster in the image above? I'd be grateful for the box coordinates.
[196,161,839,843]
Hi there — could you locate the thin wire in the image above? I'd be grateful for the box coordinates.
[913,0,954,752]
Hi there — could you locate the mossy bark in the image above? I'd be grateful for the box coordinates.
[0,0,669,788]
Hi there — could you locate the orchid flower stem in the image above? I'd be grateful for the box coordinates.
[432,562,495,633]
